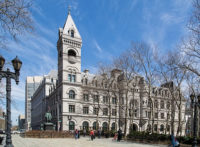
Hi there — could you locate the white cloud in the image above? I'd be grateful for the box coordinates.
[93,39,102,53]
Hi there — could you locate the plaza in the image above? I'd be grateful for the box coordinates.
[0,135,167,147]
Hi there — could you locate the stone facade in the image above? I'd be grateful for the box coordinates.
[25,76,43,130]
[31,70,57,130]
[31,10,187,136]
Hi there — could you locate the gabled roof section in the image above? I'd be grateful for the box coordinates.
[63,11,81,39]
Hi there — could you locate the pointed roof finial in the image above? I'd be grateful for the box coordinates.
[68,5,71,14]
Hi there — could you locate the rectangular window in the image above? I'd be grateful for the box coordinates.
[148,111,151,119]
[93,95,99,103]
[103,108,108,116]
[155,113,158,119]
[121,97,124,104]
[93,108,99,115]
[167,113,170,119]
[154,100,158,108]
[83,107,89,114]
[134,110,137,117]
[83,94,89,102]
[68,74,76,82]
[112,109,116,116]
[68,74,71,82]
[129,109,132,117]
[72,75,76,82]
[145,111,148,117]
[112,97,117,104]
[160,101,165,109]
[103,96,108,104]
[69,105,75,113]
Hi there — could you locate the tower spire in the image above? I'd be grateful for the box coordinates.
[68,5,71,15]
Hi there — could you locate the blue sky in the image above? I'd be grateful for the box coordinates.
[0,0,193,125]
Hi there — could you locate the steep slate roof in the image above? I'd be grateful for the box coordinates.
[63,11,81,39]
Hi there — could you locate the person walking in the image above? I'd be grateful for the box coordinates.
[117,128,122,142]
[78,130,80,139]
[170,134,180,147]
[97,129,101,138]
[74,129,78,140]
[90,130,94,141]
[83,128,86,137]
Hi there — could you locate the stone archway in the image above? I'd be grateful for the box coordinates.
[130,123,138,132]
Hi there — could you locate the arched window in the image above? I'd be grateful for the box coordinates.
[130,123,138,132]
[68,49,76,57]
[93,122,99,130]
[167,101,170,108]
[111,123,116,131]
[102,122,108,131]
[82,121,89,131]
[69,90,75,99]
[147,124,151,132]
[154,124,158,132]
[160,124,164,132]
[71,30,74,37]
[69,121,75,130]
[160,100,165,109]
[166,125,170,132]
[147,99,152,107]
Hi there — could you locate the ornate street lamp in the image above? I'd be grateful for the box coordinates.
[190,94,200,147]
[0,55,22,147]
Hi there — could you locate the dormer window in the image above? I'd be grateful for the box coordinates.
[71,30,74,37]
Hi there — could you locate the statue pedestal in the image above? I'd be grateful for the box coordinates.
[44,123,55,131]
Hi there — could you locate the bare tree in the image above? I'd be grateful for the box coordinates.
[0,0,33,49]
[113,50,139,135]
[156,51,186,136]
[179,0,200,77]
[130,42,157,133]
[98,63,119,135]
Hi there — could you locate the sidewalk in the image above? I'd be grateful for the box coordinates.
[0,135,168,147]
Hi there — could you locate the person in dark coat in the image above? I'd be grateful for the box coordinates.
[78,130,80,139]
[117,129,122,142]
[74,129,78,140]
[97,129,101,138]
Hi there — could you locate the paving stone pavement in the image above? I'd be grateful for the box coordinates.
[0,135,168,147]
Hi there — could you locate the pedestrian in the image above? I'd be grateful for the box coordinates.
[74,129,78,140]
[83,128,86,137]
[90,129,94,141]
[97,129,101,138]
[117,128,122,142]
[170,134,180,147]
[78,130,80,139]
[113,132,117,141]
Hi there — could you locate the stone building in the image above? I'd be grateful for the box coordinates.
[25,76,43,130]
[30,10,187,136]
[18,114,25,130]
[31,70,57,130]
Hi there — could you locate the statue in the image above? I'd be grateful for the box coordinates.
[45,112,52,123]
[42,107,54,130]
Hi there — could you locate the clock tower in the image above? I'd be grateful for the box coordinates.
[57,9,82,130]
